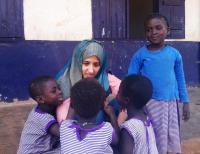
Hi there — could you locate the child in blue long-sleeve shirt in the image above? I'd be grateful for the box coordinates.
[128,14,190,154]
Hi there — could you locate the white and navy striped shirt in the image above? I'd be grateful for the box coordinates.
[121,118,158,154]
[60,120,114,154]
[17,106,60,154]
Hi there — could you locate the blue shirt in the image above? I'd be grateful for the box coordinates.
[128,45,189,103]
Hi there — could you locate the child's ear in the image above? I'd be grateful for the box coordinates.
[35,95,45,104]
[120,97,129,109]
[124,97,130,106]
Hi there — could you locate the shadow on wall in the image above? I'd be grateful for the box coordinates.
[0,40,199,101]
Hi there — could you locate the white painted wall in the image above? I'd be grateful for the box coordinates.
[185,0,200,41]
[24,0,200,41]
[24,0,92,40]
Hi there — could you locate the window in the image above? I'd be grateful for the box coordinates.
[157,0,185,38]
[92,0,127,39]
[0,0,24,40]
[92,0,185,39]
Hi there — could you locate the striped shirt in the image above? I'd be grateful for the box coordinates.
[60,120,114,154]
[121,118,158,154]
[17,106,60,154]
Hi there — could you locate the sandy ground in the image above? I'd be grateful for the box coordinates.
[179,87,200,154]
[0,87,200,154]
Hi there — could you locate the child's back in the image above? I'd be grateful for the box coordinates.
[118,74,158,154]
[60,78,119,154]
[60,120,113,153]
[121,117,157,154]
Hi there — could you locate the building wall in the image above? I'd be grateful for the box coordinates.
[24,0,200,41]
[0,1,199,101]
[0,41,199,101]
[24,0,92,40]
[185,0,200,41]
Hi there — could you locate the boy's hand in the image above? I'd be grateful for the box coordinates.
[182,103,190,121]
[117,109,127,125]
[104,99,119,145]
[106,94,115,103]
[103,100,115,117]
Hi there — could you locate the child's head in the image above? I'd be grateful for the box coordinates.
[117,74,152,110]
[144,13,170,47]
[70,78,106,119]
[28,76,64,106]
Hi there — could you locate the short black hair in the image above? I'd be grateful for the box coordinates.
[28,75,54,99]
[144,13,169,28]
[70,78,106,119]
[120,74,152,109]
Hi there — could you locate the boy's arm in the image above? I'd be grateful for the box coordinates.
[174,52,190,121]
[119,128,134,154]
[48,123,60,137]
[104,101,119,145]
[117,109,127,126]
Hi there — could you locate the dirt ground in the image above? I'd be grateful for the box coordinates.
[179,87,200,154]
[0,87,200,154]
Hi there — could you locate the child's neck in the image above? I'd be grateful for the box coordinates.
[148,43,165,51]
[127,108,146,122]
[76,116,97,128]
[38,104,56,116]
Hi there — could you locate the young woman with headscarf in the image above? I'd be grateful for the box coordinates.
[56,40,124,124]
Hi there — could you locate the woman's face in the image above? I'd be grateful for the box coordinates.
[82,56,101,78]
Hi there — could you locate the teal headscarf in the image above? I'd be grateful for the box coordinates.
[56,40,109,99]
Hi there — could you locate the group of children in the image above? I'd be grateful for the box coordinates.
[17,13,190,154]
[18,74,156,154]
